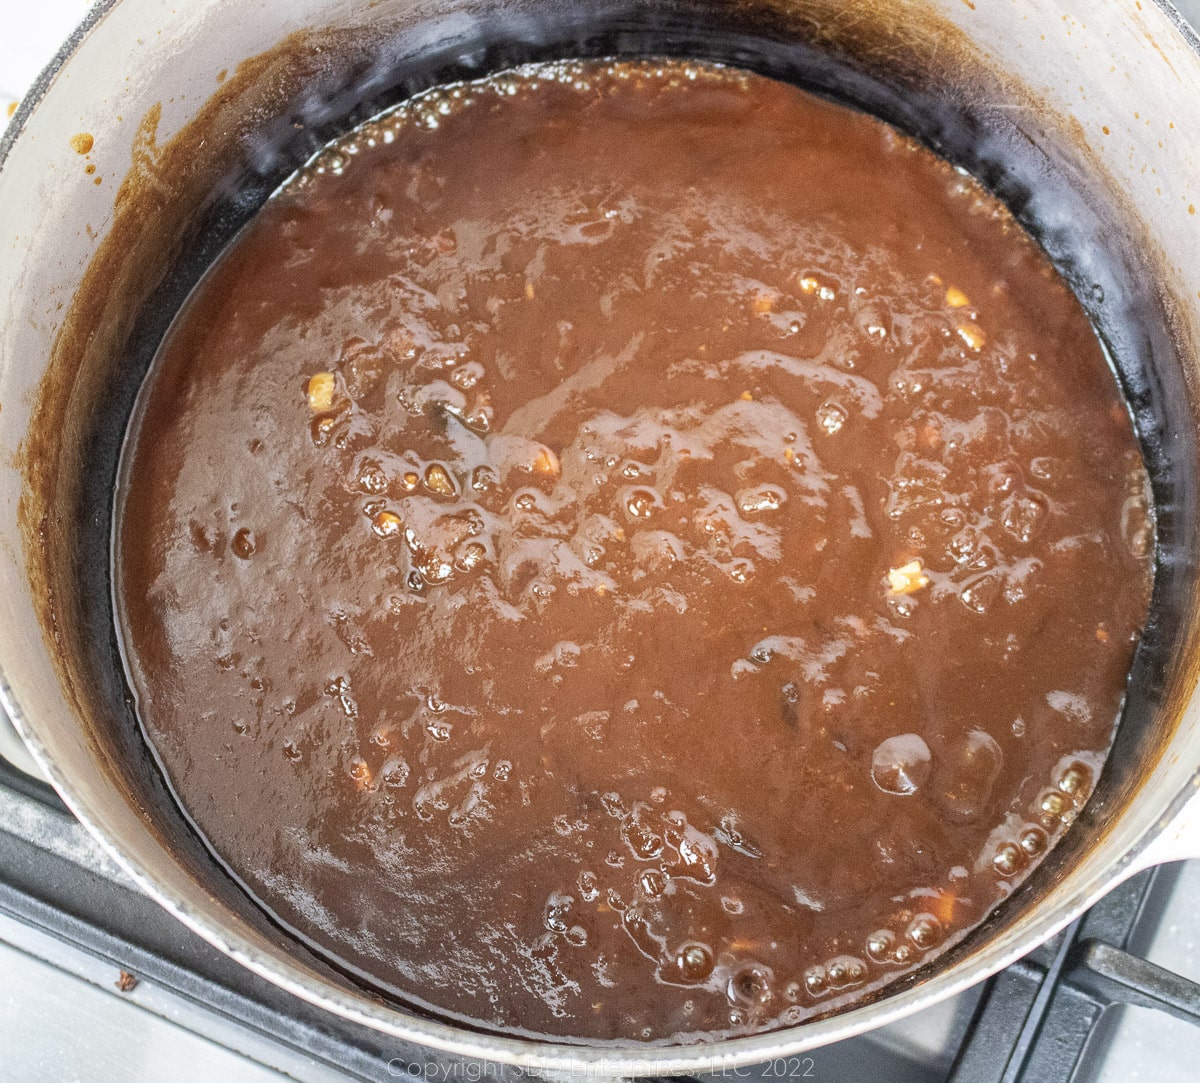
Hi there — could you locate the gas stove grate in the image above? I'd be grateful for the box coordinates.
[948,861,1200,1082]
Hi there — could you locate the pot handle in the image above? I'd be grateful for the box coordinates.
[1131,784,1200,870]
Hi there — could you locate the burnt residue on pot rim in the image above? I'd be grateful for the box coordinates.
[6,0,1200,1059]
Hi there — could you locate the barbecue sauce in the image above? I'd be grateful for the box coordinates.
[116,60,1155,1041]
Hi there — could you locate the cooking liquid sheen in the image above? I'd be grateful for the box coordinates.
[115,60,1155,1041]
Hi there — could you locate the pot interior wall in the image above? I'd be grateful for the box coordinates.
[14,0,1200,1047]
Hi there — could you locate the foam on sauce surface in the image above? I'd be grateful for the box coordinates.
[116,59,1155,1041]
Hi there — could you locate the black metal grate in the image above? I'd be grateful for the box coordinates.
[948,862,1200,1082]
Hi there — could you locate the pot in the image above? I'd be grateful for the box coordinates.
[2,0,1200,1074]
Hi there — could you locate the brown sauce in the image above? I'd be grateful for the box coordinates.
[115,59,1155,1041]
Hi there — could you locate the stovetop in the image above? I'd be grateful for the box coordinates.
[5,3,1200,1081]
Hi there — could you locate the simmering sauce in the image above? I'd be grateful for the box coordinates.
[116,60,1155,1041]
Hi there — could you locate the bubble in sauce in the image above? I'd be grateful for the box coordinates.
[451,361,485,390]
[1040,790,1067,818]
[382,758,410,787]
[676,830,718,884]
[993,841,1025,876]
[933,730,1004,823]
[565,925,588,947]
[1020,827,1048,856]
[1002,492,1048,544]
[940,506,966,530]
[577,871,599,901]
[870,734,932,795]
[727,559,755,583]
[543,891,574,933]
[621,810,664,860]
[455,541,487,571]
[906,914,943,950]
[231,528,257,559]
[866,929,897,960]
[826,955,867,988]
[464,465,494,494]
[960,573,1002,615]
[728,964,774,1007]
[355,458,389,494]
[624,487,659,519]
[737,485,786,516]
[640,868,667,897]
[1057,761,1093,797]
[672,942,714,984]
[817,400,848,436]
[803,965,827,996]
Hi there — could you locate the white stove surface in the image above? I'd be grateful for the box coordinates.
[3,2,1200,1081]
